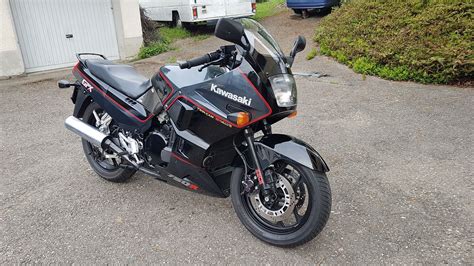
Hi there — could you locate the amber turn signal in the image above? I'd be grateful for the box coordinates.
[227,112,251,127]
[287,111,297,118]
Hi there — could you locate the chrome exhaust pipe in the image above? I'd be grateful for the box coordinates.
[64,116,109,148]
[65,116,140,168]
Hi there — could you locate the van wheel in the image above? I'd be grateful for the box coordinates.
[171,12,182,28]
[301,9,309,19]
[293,9,302,15]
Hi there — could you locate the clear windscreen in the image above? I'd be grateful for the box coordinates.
[239,18,285,59]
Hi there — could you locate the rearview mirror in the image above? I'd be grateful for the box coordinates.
[290,36,306,57]
[215,18,249,50]
[288,36,306,67]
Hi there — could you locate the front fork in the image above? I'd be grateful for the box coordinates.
[244,127,275,196]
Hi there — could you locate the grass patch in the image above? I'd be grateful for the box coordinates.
[159,27,191,42]
[137,27,210,60]
[306,48,318,60]
[254,0,285,20]
[166,56,177,63]
[315,0,474,84]
[137,41,171,60]
[192,34,211,41]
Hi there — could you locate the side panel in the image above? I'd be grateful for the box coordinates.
[164,151,226,197]
[253,134,330,173]
[149,119,231,197]
[73,63,153,133]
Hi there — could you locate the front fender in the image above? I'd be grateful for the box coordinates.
[254,134,329,172]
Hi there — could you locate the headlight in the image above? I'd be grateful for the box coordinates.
[269,74,297,107]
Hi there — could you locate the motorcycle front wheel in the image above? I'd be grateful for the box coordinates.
[230,161,331,247]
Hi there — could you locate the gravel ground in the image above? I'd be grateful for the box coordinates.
[1,10,473,264]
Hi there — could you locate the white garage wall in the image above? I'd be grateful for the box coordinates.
[10,0,121,72]
[0,0,143,77]
[0,0,25,76]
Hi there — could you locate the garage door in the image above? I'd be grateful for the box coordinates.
[10,0,120,72]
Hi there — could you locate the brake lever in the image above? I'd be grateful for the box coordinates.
[198,60,221,72]
[229,50,240,69]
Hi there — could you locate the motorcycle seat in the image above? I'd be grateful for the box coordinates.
[85,59,151,99]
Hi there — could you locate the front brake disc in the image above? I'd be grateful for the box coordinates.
[249,175,297,223]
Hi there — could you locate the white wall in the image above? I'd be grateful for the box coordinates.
[112,0,144,59]
[0,0,143,77]
[0,0,25,77]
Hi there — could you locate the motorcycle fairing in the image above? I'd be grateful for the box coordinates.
[156,65,272,129]
[162,151,227,197]
[149,65,276,194]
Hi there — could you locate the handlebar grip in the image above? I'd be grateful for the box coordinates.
[179,51,221,69]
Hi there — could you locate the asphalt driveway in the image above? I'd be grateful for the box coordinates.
[1,10,472,264]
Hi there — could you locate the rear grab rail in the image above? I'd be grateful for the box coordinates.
[76,53,108,64]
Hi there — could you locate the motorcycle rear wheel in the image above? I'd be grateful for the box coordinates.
[81,102,136,183]
[230,161,331,247]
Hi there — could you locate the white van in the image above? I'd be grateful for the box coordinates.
[139,0,256,27]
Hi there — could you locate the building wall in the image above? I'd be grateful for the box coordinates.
[0,0,25,77]
[0,0,143,78]
[112,0,144,60]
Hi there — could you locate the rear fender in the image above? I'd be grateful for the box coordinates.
[72,86,93,118]
[254,134,329,172]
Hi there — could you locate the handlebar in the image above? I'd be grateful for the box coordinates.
[179,51,221,69]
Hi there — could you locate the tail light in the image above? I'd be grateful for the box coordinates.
[252,3,256,13]
[193,7,198,19]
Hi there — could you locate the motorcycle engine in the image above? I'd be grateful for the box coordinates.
[144,122,172,166]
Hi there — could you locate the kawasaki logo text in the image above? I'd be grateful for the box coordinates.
[210,84,252,106]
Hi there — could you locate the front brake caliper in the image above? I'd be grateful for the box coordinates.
[241,174,256,195]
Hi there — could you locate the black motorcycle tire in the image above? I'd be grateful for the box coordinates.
[81,102,136,183]
[230,165,331,247]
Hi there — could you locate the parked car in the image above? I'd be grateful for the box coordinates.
[139,0,256,27]
[286,0,340,18]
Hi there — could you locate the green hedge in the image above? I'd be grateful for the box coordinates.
[315,0,473,84]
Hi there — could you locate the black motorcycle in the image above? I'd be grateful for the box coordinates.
[60,18,331,247]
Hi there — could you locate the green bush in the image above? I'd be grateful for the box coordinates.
[315,0,474,84]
